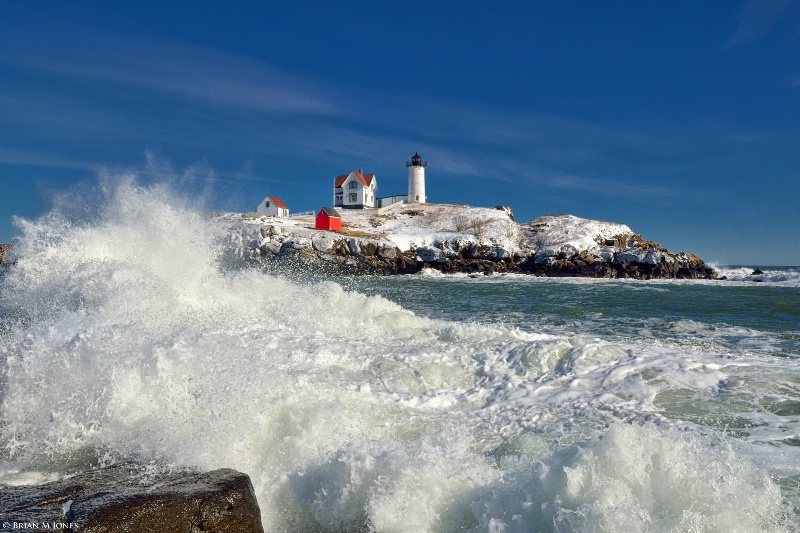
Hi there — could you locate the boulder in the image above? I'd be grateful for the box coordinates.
[259,241,282,256]
[593,246,616,262]
[601,234,634,248]
[0,464,263,532]
[377,245,397,260]
[311,234,337,253]
[643,249,664,265]
[463,244,487,260]
[280,240,310,254]
[415,246,440,263]
[494,206,515,221]
[360,240,379,257]
[433,238,464,258]
[534,248,558,265]
[557,244,578,260]
[548,259,577,277]
[617,248,648,264]
[489,246,512,260]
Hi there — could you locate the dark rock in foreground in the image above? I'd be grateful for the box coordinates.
[0,464,263,532]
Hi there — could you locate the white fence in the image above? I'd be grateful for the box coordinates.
[289,210,315,218]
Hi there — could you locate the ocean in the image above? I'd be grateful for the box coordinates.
[1,182,799,532]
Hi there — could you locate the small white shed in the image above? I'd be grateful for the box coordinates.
[256,196,289,218]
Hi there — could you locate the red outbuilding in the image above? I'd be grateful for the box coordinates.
[315,207,342,231]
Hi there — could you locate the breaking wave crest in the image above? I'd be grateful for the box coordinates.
[0,177,795,531]
[713,264,800,286]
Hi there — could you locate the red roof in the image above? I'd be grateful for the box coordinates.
[334,171,375,188]
[268,196,289,210]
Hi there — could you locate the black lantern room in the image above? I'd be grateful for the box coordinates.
[406,152,427,168]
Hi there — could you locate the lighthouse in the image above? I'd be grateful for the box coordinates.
[406,152,427,204]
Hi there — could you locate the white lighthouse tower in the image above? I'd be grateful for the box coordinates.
[406,152,427,203]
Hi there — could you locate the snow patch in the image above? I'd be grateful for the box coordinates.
[525,214,633,251]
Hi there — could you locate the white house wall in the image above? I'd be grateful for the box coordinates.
[256,198,279,217]
[256,197,289,218]
[343,175,360,207]
[342,173,377,208]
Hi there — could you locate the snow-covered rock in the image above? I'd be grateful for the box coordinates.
[311,234,337,253]
[415,246,440,262]
[214,207,716,279]
[523,214,634,250]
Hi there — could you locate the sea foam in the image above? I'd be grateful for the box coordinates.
[0,177,795,531]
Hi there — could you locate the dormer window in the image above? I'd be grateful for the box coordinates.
[348,181,357,189]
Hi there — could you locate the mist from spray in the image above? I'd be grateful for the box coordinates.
[0,176,793,531]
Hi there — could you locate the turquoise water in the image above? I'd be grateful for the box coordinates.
[355,271,800,355]
[356,270,800,434]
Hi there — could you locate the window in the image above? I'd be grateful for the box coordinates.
[348,181,357,189]
[348,193,357,202]
[335,195,342,206]
[265,201,270,207]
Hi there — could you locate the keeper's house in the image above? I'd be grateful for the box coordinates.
[333,170,377,209]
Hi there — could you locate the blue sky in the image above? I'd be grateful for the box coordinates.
[1,1,799,265]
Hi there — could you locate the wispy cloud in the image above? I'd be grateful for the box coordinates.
[0,27,338,117]
[253,121,484,179]
[342,94,732,166]
[723,0,791,49]
[485,159,684,200]
[0,21,764,207]
[0,147,96,172]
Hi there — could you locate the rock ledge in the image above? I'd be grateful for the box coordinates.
[0,464,263,532]
[219,210,717,280]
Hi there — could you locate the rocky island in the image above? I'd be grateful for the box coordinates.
[218,204,717,280]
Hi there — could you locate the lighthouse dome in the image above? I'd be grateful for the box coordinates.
[406,152,427,168]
